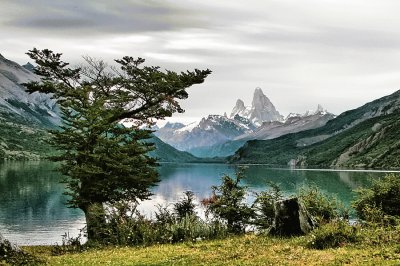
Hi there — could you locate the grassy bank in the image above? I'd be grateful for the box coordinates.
[25,233,400,266]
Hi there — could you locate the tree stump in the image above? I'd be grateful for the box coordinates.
[269,197,316,236]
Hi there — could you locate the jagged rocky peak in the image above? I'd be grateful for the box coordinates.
[230,99,247,118]
[230,87,283,126]
[303,104,327,116]
[23,62,35,72]
[315,104,325,114]
[163,122,185,129]
[250,87,283,124]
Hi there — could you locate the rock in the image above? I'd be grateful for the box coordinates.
[269,197,316,236]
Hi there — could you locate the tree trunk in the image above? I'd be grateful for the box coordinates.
[82,202,107,243]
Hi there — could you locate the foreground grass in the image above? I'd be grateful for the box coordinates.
[25,234,400,266]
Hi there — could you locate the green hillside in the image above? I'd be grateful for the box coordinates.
[229,90,400,168]
[0,112,53,160]
[147,135,207,163]
[0,112,205,163]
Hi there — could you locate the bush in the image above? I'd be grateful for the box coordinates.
[299,186,347,224]
[201,169,254,234]
[307,220,360,249]
[52,231,85,255]
[251,182,283,229]
[87,196,228,247]
[0,237,42,265]
[353,173,400,224]
[174,191,196,220]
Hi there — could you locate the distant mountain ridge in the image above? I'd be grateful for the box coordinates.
[229,90,400,168]
[155,114,255,152]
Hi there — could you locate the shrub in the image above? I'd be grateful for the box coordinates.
[165,215,228,243]
[299,186,347,224]
[201,169,254,234]
[154,204,175,226]
[0,237,42,265]
[83,198,228,247]
[353,173,400,223]
[307,220,360,249]
[174,191,196,220]
[52,231,85,255]
[251,182,283,229]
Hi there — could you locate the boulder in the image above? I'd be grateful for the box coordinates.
[269,197,316,236]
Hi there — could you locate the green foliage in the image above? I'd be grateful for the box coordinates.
[358,224,400,246]
[202,169,254,234]
[299,186,347,224]
[84,201,227,247]
[24,48,211,241]
[154,204,175,226]
[51,232,85,255]
[353,173,400,224]
[307,220,360,250]
[251,182,283,229]
[0,237,43,265]
[174,191,196,220]
[0,113,54,160]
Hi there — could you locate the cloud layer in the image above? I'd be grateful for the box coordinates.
[1,0,400,123]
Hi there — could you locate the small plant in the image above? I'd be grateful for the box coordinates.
[174,191,196,220]
[154,204,175,225]
[52,231,85,255]
[252,182,283,229]
[358,204,398,227]
[353,173,400,224]
[201,169,254,234]
[307,220,360,249]
[299,186,347,223]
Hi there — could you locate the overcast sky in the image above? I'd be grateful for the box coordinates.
[1,0,400,124]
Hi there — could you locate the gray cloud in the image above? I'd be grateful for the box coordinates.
[1,0,201,34]
[1,0,400,123]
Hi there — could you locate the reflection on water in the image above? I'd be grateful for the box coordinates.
[0,161,85,245]
[0,162,387,245]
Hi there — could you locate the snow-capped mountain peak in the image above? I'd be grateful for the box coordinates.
[230,87,283,126]
[303,104,327,117]
[230,99,250,118]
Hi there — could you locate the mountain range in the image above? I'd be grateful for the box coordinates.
[229,90,400,168]
[155,88,335,157]
[1,53,399,169]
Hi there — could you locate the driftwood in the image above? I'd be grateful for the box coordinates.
[269,197,316,236]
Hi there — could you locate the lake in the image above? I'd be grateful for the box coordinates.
[0,161,393,245]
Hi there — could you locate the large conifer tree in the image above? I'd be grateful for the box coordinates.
[24,48,211,241]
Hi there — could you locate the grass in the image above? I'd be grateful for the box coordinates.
[24,233,400,265]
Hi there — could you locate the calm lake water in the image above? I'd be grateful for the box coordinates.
[0,161,393,245]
